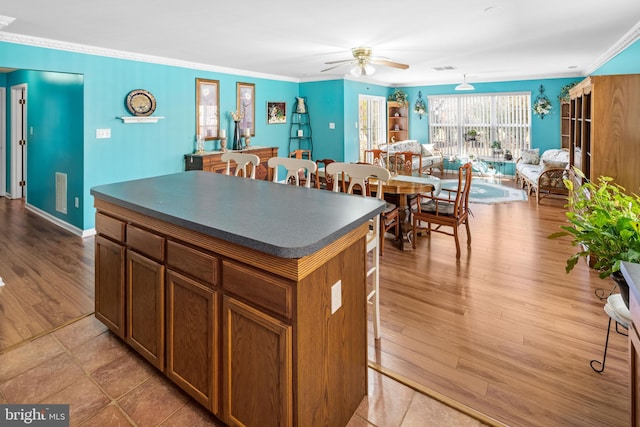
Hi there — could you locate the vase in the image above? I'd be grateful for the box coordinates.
[232,121,241,150]
[295,97,306,114]
[612,271,630,309]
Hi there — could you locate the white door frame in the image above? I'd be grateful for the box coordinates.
[0,87,6,197]
[10,83,27,200]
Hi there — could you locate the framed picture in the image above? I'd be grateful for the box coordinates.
[196,78,219,140]
[267,102,287,124]
[237,82,255,136]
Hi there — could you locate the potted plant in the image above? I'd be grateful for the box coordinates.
[389,89,409,106]
[465,129,478,141]
[548,168,640,307]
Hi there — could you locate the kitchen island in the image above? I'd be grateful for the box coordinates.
[91,171,385,427]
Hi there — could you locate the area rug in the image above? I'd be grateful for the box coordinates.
[439,178,528,204]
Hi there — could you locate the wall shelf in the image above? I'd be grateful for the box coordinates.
[119,116,165,124]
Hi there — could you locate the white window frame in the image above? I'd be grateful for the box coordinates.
[428,92,531,159]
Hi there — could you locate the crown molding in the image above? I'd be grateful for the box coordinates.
[584,21,640,75]
[0,31,299,83]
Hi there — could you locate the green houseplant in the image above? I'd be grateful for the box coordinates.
[389,89,409,106]
[548,168,640,306]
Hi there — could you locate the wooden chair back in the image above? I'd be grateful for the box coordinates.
[314,158,336,190]
[267,157,317,187]
[363,149,386,167]
[393,151,422,176]
[289,149,312,160]
[325,162,390,199]
[220,152,260,179]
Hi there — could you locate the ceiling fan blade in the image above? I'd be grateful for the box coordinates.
[324,58,355,65]
[370,59,409,70]
[321,62,353,72]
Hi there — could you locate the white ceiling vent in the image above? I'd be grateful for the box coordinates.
[56,172,67,214]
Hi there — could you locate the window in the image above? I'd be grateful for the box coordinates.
[428,93,531,159]
[358,95,386,161]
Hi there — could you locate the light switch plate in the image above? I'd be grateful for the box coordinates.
[331,280,342,314]
[329,122,335,129]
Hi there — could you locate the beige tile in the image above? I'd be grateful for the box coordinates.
[0,334,65,382]
[71,331,129,374]
[91,351,155,399]
[44,376,110,427]
[53,315,108,351]
[0,352,85,403]
[118,374,189,426]
[347,412,375,426]
[80,404,134,427]
[355,369,414,427]
[401,392,482,427]
[159,400,226,426]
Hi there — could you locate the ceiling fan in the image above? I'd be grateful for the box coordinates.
[321,47,409,77]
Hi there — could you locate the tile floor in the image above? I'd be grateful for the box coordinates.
[0,315,485,426]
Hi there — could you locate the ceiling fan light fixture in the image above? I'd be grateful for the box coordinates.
[455,74,475,91]
[351,62,375,77]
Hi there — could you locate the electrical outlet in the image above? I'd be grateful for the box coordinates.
[96,128,111,139]
[331,280,342,314]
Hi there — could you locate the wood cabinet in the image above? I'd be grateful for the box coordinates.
[95,235,125,338]
[569,74,640,193]
[184,146,278,181]
[560,100,570,149]
[166,269,219,414]
[93,198,369,427]
[387,101,408,143]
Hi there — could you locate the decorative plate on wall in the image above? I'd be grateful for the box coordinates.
[126,89,156,116]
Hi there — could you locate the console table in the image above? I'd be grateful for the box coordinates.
[91,172,385,426]
[184,146,278,181]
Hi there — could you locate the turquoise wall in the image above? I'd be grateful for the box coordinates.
[7,70,84,225]
[401,77,582,154]
[593,38,640,75]
[0,41,297,229]
[1,37,639,232]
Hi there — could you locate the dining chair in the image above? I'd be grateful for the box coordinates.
[325,162,395,340]
[289,149,312,160]
[267,157,317,187]
[221,152,260,179]
[314,158,336,190]
[363,149,386,167]
[393,151,423,176]
[411,162,472,258]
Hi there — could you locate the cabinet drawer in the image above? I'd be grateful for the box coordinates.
[96,212,125,242]
[127,225,165,261]
[167,240,218,286]
[222,260,292,320]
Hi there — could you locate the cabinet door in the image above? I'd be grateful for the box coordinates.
[126,250,165,369]
[631,323,640,427]
[95,235,125,338]
[222,296,292,427]
[166,270,219,414]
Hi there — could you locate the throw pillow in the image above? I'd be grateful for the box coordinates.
[541,159,568,171]
[521,148,540,165]
[421,144,435,156]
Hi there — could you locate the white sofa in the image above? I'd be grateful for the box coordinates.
[377,140,444,175]
[515,148,570,204]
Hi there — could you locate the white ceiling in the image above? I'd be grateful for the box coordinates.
[1,1,640,86]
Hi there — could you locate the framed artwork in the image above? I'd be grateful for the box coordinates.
[237,82,255,136]
[196,78,220,140]
[267,102,287,124]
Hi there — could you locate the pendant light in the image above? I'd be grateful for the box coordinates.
[455,74,475,91]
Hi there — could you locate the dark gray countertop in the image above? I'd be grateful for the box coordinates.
[622,262,640,299]
[91,171,386,258]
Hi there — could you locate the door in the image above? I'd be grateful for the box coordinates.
[358,95,386,161]
[10,84,27,199]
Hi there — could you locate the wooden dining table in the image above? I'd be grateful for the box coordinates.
[373,174,442,251]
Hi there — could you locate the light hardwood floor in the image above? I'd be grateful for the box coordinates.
[371,184,629,426]
[0,186,629,426]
